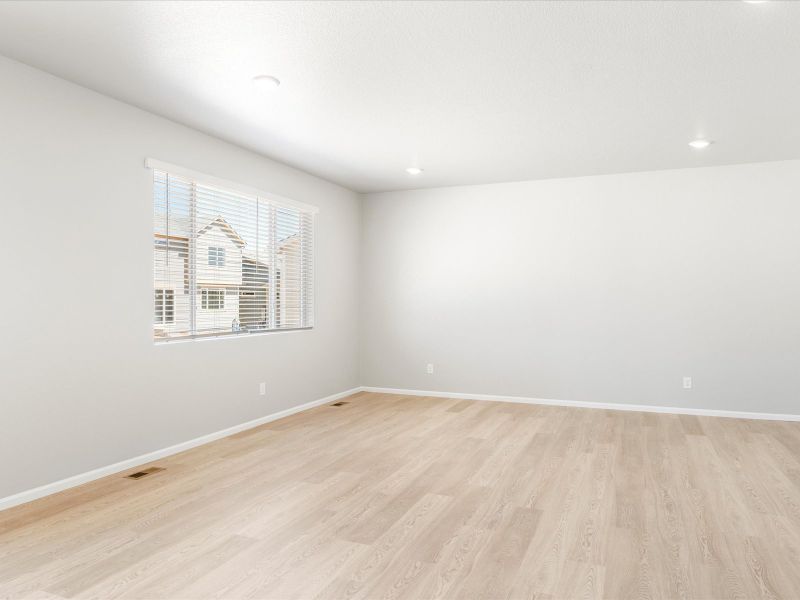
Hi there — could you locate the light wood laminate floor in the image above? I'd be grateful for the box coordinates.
[2,392,800,599]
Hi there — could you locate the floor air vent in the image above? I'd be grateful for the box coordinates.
[331,401,348,407]
[126,467,164,479]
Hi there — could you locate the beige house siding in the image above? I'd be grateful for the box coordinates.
[195,287,240,334]
[195,221,244,335]
[196,221,243,288]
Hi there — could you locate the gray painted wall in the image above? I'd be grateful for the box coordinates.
[360,160,800,415]
[3,52,799,502]
[0,56,361,499]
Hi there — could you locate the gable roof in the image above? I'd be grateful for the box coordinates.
[197,216,246,248]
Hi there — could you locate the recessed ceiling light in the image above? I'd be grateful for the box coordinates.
[689,139,713,149]
[252,75,280,92]
[405,167,423,175]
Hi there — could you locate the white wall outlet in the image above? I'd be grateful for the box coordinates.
[426,363,434,374]
[683,376,692,390]
[259,382,266,396]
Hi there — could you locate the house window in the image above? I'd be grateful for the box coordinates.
[208,246,225,267]
[154,289,174,324]
[151,160,317,342]
[201,288,225,310]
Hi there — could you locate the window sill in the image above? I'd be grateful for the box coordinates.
[154,326,313,345]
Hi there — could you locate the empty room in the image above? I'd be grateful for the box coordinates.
[2,1,800,598]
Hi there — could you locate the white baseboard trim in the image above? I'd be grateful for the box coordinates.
[361,386,800,422]
[0,387,362,513]
[4,384,798,512]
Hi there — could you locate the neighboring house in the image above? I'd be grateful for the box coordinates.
[195,217,245,334]
[154,216,300,338]
[153,233,190,338]
[275,234,302,328]
[240,255,269,330]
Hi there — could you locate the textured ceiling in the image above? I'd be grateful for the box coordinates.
[0,1,798,192]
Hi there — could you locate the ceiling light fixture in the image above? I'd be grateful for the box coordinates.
[405,167,423,175]
[688,139,713,149]
[252,75,280,92]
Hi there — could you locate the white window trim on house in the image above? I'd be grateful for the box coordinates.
[201,288,225,310]
[208,246,225,267]
[154,288,174,324]
[149,159,317,344]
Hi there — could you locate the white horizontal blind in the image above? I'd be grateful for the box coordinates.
[153,168,314,342]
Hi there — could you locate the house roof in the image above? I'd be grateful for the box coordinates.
[241,254,268,268]
[197,216,246,247]
[154,232,189,242]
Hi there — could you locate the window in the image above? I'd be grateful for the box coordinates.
[154,289,174,324]
[151,160,316,342]
[201,289,225,310]
[208,246,225,267]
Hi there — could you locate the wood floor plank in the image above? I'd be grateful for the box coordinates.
[2,392,800,599]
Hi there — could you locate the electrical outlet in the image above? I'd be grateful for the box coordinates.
[259,382,266,396]
[426,363,434,374]
[683,376,692,390]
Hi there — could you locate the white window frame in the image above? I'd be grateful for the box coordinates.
[201,288,225,311]
[149,159,317,343]
[154,288,175,324]
[208,246,225,267]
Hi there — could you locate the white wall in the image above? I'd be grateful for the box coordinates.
[361,160,800,415]
[0,56,361,499]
